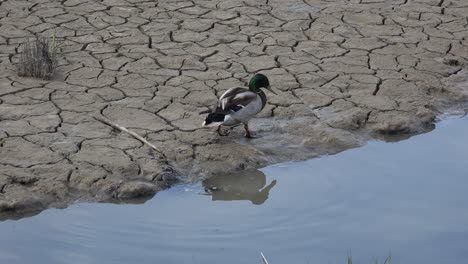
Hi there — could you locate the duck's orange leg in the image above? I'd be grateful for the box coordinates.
[244,124,253,138]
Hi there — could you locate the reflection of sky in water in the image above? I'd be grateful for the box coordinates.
[0,116,467,264]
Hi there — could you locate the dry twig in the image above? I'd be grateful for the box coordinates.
[93,115,162,153]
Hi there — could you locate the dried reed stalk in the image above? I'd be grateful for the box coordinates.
[260,252,269,264]
[17,35,57,79]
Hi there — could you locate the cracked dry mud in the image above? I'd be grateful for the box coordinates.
[1,0,468,218]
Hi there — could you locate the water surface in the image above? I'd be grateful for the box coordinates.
[0,116,467,264]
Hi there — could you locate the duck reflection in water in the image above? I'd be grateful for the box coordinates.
[202,170,276,205]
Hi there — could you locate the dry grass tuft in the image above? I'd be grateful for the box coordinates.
[17,34,57,80]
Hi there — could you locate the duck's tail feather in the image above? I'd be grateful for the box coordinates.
[202,113,225,127]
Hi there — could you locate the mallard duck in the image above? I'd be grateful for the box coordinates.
[201,74,276,138]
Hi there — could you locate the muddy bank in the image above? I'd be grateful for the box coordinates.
[1,0,468,218]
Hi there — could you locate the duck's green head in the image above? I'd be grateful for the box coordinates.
[249,74,277,95]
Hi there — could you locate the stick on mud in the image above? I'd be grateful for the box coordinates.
[93,115,162,153]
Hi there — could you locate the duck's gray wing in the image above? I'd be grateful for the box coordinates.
[199,88,258,115]
[218,88,258,112]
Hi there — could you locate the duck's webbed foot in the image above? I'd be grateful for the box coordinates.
[216,125,230,136]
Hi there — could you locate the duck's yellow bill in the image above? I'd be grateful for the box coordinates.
[266,85,277,95]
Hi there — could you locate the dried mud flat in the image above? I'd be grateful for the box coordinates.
[1,0,467,218]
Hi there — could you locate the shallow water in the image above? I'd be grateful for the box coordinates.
[1,115,467,264]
